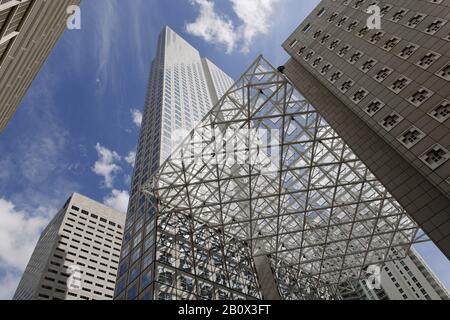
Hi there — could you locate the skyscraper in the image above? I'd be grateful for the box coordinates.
[341,247,449,300]
[282,0,450,258]
[114,26,234,300]
[14,193,125,300]
[379,247,449,300]
[0,0,80,133]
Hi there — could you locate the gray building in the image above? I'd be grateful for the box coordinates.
[13,193,125,300]
[114,26,234,300]
[0,0,80,133]
[282,0,450,258]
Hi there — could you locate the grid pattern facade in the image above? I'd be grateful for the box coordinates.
[115,27,234,300]
[379,247,449,299]
[13,193,125,300]
[282,0,450,258]
[143,56,425,300]
[0,0,80,133]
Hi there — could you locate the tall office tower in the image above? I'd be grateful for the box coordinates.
[114,26,234,300]
[341,247,449,300]
[378,247,449,300]
[282,0,450,258]
[0,0,80,133]
[13,193,125,300]
[135,55,424,300]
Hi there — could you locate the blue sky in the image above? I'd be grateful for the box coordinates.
[0,0,448,299]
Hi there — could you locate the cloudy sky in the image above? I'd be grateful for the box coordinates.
[0,0,448,299]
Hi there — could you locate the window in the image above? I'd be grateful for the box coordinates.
[320,63,332,75]
[390,76,412,93]
[329,71,342,84]
[409,88,433,107]
[380,113,403,131]
[180,276,194,293]
[348,51,363,64]
[328,13,338,23]
[365,99,385,116]
[382,37,400,51]
[317,8,326,17]
[302,23,311,32]
[420,145,450,170]
[391,9,408,23]
[136,267,152,291]
[398,43,418,60]
[351,88,368,104]
[398,127,426,149]
[328,39,340,50]
[158,271,174,285]
[369,31,385,44]
[429,100,450,123]
[406,14,425,28]
[288,39,298,48]
[127,284,138,300]
[374,67,393,82]
[339,79,354,93]
[360,59,377,73]
[425,19,446,35]
[436,63,450,81]
[416,52,441,70]
[357,26,369,38]
[337,44,351,57]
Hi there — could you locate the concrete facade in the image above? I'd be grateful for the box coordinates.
[0,0,80,133]
[282,0,450,258]
[13,193,125,300]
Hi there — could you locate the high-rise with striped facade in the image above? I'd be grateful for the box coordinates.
[114,26,234,300]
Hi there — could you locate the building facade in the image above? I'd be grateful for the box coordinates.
[282,0,450,258]
[0,0,80,133]
[341,247,449,300]
[13,193,125,300]
[379,247,449,300]
[114,26,234,300]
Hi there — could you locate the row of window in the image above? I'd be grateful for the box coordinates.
[71,205,123,230]
[66,213,122,241]
[288,14,450,170]
[315,0,449,40]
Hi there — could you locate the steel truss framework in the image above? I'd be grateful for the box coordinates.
[144,56,426,299]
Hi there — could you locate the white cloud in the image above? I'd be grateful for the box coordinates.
[103,190,130,213]
[125,151,137,168]
[92,143,122,189]
[0,198,55,299]
[186,0,280,53]
[0,199,53,270]
[131,109,143,128]
[186,0,238,54]
[231,0,280,52]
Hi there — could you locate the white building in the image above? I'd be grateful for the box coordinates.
[14,193,126,300]
[379,247,449,300]
[115,26,234,299]
[344,247,450,300]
